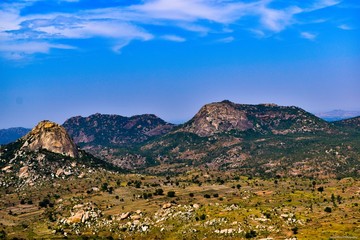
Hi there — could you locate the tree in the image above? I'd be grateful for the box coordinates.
[317,186,324,193]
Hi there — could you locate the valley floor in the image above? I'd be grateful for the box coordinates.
[0,171,359,239]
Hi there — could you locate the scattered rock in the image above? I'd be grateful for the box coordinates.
[67,210,85,224]
[193,203,200,209]
[131,215,141,220]
[56,168,64,177]
[18,166,29,178]
[2,165,12,172]
[162,203,172,209]
[120,212,130,220]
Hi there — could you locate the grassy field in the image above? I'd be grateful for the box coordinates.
[0,170,359,239]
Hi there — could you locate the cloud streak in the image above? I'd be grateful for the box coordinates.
[0,0,347,60]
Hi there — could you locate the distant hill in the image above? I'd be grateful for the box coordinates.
[0,127,30,145]
[63,113,175,147]
[62,113,175,169]
[315,110,360,122]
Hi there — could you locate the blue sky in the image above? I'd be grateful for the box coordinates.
[0,0,359,128]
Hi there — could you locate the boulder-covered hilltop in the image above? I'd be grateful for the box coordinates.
[22,120,78,158]
[63,113,175,147]
[0,121,114,188]
[179,100,332,136]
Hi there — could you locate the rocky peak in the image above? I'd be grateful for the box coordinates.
[180,100,332,137]
[181,101,253,137]
[21,120,78,158]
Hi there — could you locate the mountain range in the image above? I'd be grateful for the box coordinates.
[1,100,359,181]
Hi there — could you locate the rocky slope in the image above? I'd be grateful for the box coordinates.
[0,121,115,188]
[0,127,30,145]
[63,113,174,147]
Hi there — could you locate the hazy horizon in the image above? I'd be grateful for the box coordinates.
[1,0,359,129]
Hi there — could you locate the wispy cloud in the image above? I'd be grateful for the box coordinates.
[0,41,76,60]
[161,35,186,42]
[338,24,353,30]
[216,36,235,43]
[300,32,317,40]
[0,0,348,60]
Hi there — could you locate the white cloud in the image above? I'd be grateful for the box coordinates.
[300,32,317,40]
[161,35,186,42]
[338,24,353,30]
[0,0,349,59]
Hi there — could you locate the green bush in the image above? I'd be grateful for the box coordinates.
[324,207,332,213]
[167,191,176,197]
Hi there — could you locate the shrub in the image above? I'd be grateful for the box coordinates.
[39,198,51,208]
[189,193,194,197]
[204,194,211,198]
[324,207,332,213]
[167,191,176,197]
[154,189,164,195]
[245,230,257,238]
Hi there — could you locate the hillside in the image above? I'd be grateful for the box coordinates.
[0,127,30,145]
[333,116,360,131]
